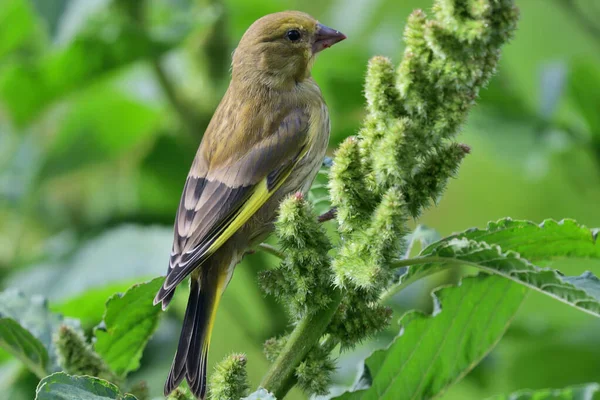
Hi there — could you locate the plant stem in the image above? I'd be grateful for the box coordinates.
[258,257,450,397]
[260,288,343,399]
[320,335,339,353]
[379,256,468,304]
[257,243,285,259]
[119,0,205,140]
[150,59,205,140]
[557,0,600,47]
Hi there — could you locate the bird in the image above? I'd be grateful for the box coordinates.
[153,11,346,399]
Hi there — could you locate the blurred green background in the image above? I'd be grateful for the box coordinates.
[1,0,600,399]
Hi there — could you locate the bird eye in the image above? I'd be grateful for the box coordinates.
[286,29,301,42]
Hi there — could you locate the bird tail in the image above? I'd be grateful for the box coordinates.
[164,270,222,399]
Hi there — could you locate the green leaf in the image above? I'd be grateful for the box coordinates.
[478,74,537,122]
[396,219,600,317]
[563,272,600,300]
[35,372,137,400]
[0,0,36,59]
[0,318,48,378]
[403,225,441,258]
[538,63,566,120]
[29,0,71,39]
[51,281,141,328]
[40,87,160,179]
[0,9,171,126]
[7,225,277,388]
[94,278,163,378]
[242,388,277,400]
[0,289,81,375]
[6,225,172,302]
[486,383,600,400]
[440,218,600,262]
[138,135,195,216]
[333,274,527,399]
[399,233,600,318]
[568,60,600,135]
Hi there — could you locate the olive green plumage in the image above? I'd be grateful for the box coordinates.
[153,11,345,399]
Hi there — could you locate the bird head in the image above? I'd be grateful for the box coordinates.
[232,11,346,90]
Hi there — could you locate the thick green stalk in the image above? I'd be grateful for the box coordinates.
[260,289,342,398]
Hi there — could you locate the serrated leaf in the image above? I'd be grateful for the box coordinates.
[51,281,140,328]
[333,274,526,399]
[402,218,600,287]
[563,272,600,299]
[35,372,137,400]
[441,218,600,261]
[0,289,81,375]
[402,237,600,318]
[94,278,163,378]
[486,383,600,400]
[403,225,442,259]
[398,219,600,317]
[242,388,277,400]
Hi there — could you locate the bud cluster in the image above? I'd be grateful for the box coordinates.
[328,0,518,345]
[258,0,518,396]
[260,193,334,318]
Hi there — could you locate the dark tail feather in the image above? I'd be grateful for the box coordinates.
[163,279,199,395]
[154,282,176,309]
[164,274,218,399]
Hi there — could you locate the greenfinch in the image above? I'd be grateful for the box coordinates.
[153,11,345,399]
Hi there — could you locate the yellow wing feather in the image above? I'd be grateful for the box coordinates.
[206,148,306,255]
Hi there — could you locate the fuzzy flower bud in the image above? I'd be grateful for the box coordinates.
[333,187,408,290]
[398,1,518,142]
[167,387,195,400]
[403,142,470,217]
[263,336,288,363]
[328,289,393,347]
[370,118,416,188]
[127,381,149,400]
[209,354,250,400]
[402,10,428,57]
[260,193,333,317]
[329,137,376,233]
[53,325,118,384]
[261,0,518,391]
[396,11,431,120]
[365,56,402,120]
[295,345,336,395]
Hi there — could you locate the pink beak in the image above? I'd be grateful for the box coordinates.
[313,23,346,53]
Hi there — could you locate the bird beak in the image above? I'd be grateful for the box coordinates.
[313,23,346,53]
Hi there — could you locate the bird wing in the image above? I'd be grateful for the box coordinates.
[156,107,311,301]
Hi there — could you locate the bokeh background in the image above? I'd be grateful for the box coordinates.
[1,0,600,399]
